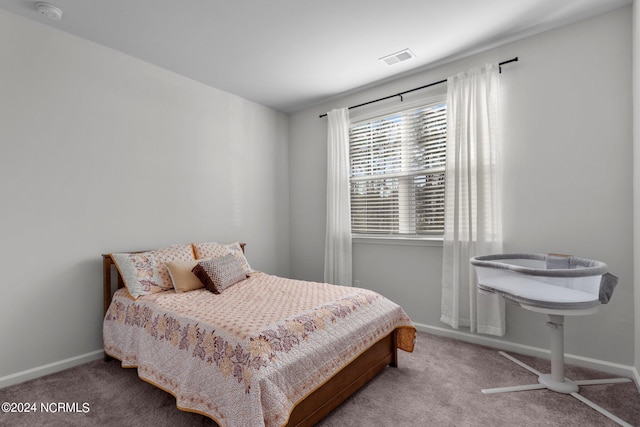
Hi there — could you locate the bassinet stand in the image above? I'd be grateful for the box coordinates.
[481,303,632,427]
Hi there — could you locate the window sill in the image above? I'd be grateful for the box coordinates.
[352,235,443,247]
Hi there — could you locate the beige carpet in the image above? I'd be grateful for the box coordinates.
[1,332,639,426]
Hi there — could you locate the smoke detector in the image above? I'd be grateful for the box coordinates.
[37,2,63,21]
[380,49,416,66]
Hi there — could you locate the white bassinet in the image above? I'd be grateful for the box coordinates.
[471,253,616,312]
[469,253,630,427]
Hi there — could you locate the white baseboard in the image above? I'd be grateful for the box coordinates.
[632,367,640,394]
[0,350,104,389]
[414,322,639,387]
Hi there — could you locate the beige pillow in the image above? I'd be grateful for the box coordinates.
[166,259,202,292]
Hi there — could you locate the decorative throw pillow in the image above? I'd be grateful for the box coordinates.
[166,259,202,293]
[192,254,248,294]
[192,241,252,274]
[111,244,196,298]
[111,252,165,299]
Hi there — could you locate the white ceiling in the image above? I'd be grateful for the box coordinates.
[0,0,632,113]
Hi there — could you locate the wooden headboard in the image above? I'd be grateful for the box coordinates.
[102,243,246,316]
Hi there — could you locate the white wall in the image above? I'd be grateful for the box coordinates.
[290,6,633,365]
[633,0,640,375]
[0,10,290,381]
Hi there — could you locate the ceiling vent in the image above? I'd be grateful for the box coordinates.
[380,49,416,66]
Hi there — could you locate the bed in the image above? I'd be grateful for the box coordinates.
[102,242,416,427]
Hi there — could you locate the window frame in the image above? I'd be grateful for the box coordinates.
[348,95,447,242]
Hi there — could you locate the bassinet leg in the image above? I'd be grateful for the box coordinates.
[537,315,577,394]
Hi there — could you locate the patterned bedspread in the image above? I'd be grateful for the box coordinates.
[103,272,415,427]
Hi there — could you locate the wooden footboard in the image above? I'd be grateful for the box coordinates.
[286,331,397,426]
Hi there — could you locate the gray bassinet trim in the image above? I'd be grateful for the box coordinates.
[470,253,608,278]
[599,273,618,304]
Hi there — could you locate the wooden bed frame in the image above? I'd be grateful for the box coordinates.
[102,244,399,427]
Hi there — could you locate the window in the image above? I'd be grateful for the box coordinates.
[349,100,446,236]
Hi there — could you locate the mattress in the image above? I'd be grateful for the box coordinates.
[103,271,415,427]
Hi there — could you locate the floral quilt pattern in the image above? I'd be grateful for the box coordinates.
[104,273,415,427]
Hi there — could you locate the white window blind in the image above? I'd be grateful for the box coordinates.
[349,101,446,236]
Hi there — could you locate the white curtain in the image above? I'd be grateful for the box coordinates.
[440,64,504,336]
[324,108,352,286]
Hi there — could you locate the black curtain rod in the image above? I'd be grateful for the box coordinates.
[319,56,518,118]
